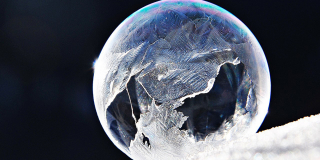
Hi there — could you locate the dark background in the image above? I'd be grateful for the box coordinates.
[1,0,319,159]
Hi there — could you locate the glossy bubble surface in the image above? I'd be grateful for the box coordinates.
[93,0,270,159]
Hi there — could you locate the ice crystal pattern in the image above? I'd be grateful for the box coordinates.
[93,0,271,159]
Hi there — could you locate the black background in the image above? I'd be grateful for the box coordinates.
[1,0,320,159]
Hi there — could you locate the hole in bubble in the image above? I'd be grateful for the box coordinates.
[142,133,151,148]
[176,62,248,140]
[107,76,141,147]
[155,101,162,106]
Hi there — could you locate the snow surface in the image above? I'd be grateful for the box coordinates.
[191,114,320,160]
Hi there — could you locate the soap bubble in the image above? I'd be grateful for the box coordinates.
[93,0,271,159]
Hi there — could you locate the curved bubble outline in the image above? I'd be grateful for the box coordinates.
[94,0,271,158]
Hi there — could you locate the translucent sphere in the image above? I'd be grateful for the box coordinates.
[93,0,271,159]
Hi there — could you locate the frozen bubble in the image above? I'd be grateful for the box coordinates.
[93,0,270,159]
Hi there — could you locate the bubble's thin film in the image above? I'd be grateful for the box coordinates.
[93,0,270,159]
